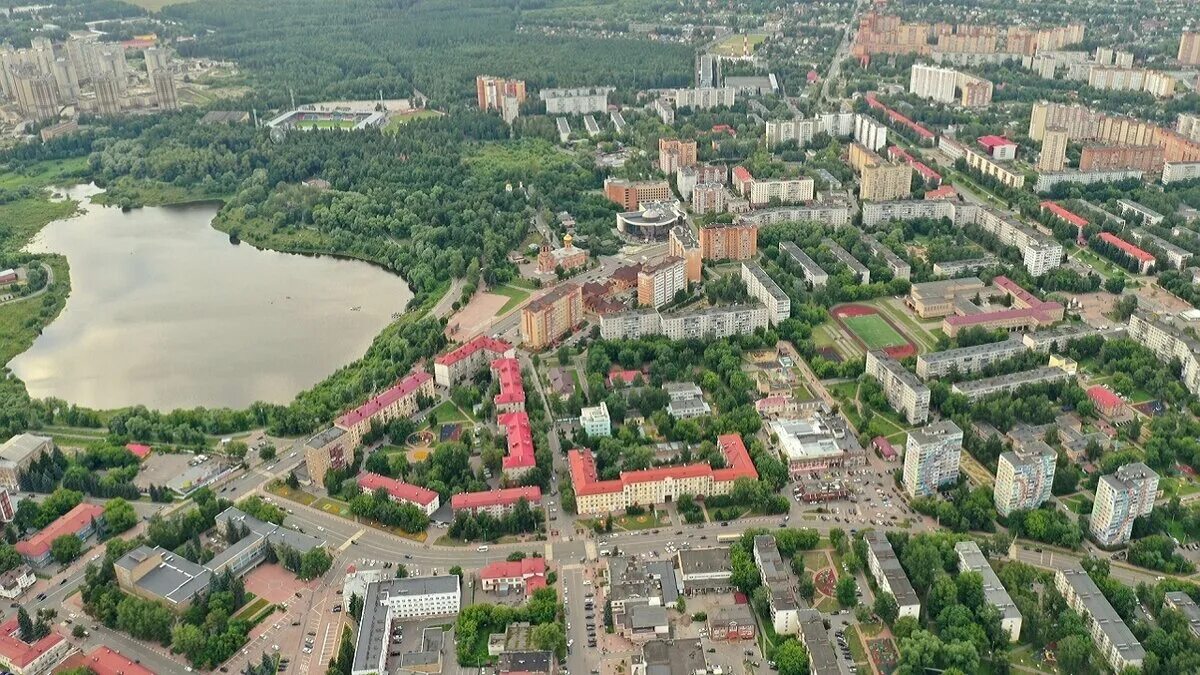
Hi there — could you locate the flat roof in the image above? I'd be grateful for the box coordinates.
[906,420,962,447]
[1164,591,1200,636]
[1058,566,1145,664]
[353,576,460,673]
[779,242,827,279]
[742,262,788,301]
[868,350,926,392]
[797,609,839,675]
[951,366,1071,396]
[918,336,1026,366]
[955,542,1021,623]
[0,434,51,465]
[676,547,732,576]
[753,535,790,583]
[114,545,212,606]
[865,531,919,607]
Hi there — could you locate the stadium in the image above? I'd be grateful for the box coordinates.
[265,100,407,131]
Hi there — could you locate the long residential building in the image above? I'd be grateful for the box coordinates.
[950,365,1074,401]
[822,239,870,283]
[970,206,1063,277]
[1127,310,1200,396]
[1034,169,1144,192]
[862,234,911,280]
[1055,566,1144,671]
[915,336,1028,379]
[955,542,1021,641]
[352,576,461,675]
[540,87,611,114]
[1128,228,1192,269]
[1090,462,1158,547]
[779,242,827,288]
[1022,323,1113,352]
[568,434,757,515]
[741,262,790,325]
[736,204,852,228]
[1163,161,1200,184]
[522,283,583,350]
[450,486,542,518]
[16,502,104,566]
[434,335,514,388]
[865,350,929,424]
[358,471,441,515]
[963,144,1025,189]
[902,420,963,498]
[603,178,673,211]
[749,177,814,207]
[864,531,920,619]
[0,434,54,490]
[599,304,769,341]
[994,441,1056,516]
[861,199,957,229]
[908,64,993,106]
[674,87,736,109]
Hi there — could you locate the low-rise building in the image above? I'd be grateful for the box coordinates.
[915,336,1028,379]
[706,604,756,641]
[907,277,987,319]
[620,604,670,642]
[0,434,53,490]
[1097,232,1156,274]
[865,351,930,424]
[480,557,547,596]
[951,365,1074,401]
[56,646,154,675]
[675,547,733,595]
[1128,228,1191,269]
[604,178,673,211]
[864,531,920,619]
[738,204,851,229]
[0,616,69,675]
[940,276,1063,338]
[771,416,864,477]
[1055,566,1144,671]
[580,402,612,437]
[450,486,542,518]
[358,472,441,515]
[536,236,588,275]
[797,609,839,675]
[862,234,911,280]
[994,441,1056,517]
[352,576,461,675]
[1023,323,1113,352]
[955,542,1021,641]
[903,420,963,498]
[15,502,103,566]
[779,242,827,288]
[497,410,536,479]
[964,145,1025,189]
[0,566,34,599]
[1164,592,1200,638]
[491,357,526,414]
[822,238,870,283]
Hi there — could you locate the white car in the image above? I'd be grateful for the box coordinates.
[477,545,489,552]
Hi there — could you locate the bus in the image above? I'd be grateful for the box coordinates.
[716,533,741,544]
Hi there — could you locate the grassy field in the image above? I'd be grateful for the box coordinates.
[843,314,907,350]
[0,256,70,366]
[295,119,358,130]
[385,109,442,132]
[429,399,468,423]
[91,178,231,208]
[232,597,270,621]
[491,284,531,315]
[0,157,90,190]
[121,0,195,9]
[0,196,77,250]
[712,33,767,56]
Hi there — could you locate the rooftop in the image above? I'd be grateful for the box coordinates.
[978,135,1017,149]
[492,357,526,406]
[498,411,536,472]
[569,434,755,497]
[1040,201,1088,228]
[918,335,1026,366]
[0,433,50,465]
[450,486,541,511]
[499,651,555,675]
[639,639,707,675]
[15,502,104,559]
[57,646,155,675]
[358,471,439,507]
[435,335,512,367]
[1087,385,1123,410]
[955,542,1021,623]
[676,546,732,576]
[0,616,63,669]
[753,535,790,584]
[742,262,788,301]
[525,283,581,313]
[1058,566,1145,664]
[1098,232,1155,263]
[865,531,919,607]
[336,371,432,429]
[114,545,212,606]
[798,608,839,675]
[951,366,1072,397]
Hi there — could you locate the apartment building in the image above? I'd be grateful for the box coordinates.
[765,118,820,149]
[1098,232,1155,274]
[580,402,611,437]
[600,309,665,340]
[1129,228,1191,269]
[915,336,1027,379]
[668,226,703,283]
[674,87,736,109]
[1029,102,1103,141]
[849,142,913,202]
[521,283,583,349]
[865,350,930,424]
[0,434,54,490]
[637,257,687,309]
[749,177,814,207]
[450,486,542,518]
[1164,592,1200,638]
[691,183,726,215]
[1181,31,1200,66]
[1127,310,1200,396]
[964,145,1025,189]
[1090,462,1159,547]
[738,204,852,229]
[540,87,611,115]
[909,64,993,106]
[1055,566,1145,671]
[932,256,996,276]
[603,178,672,211]
[0,614,70,675]
[491,357,526,415]
[601,304,769,341]
[1079,144,1164,174]
[1164,161,1200,184]
[480,557,547,596]
[569,435,757,515]
[476,76,526,122]
[861,199,958,229]
[1088,67,1175,98]
[753,536,801,636]
[970,207,1063,276]
[822,239,870,283]
[1119,200,1166,225]
[335,371,433,449]
[951,364,1074,401]
[862,234,911,280]
[906,277,986,319]
[352,576,461,675]
[434,335,514,387]
[903,420,963,498]
[854,113,888,152]
[1034,169,1144,192]
[358,472,441,515]
[659,139,698,175]
[699,222,758,260]
[864,531,920,618]
[498,410,535,479]
[955,542,1021,641]
[779,242,827,288]
[1038,127,1069,172]
[1024,323,1114,352]
[741,262,790,325]
[994,441,1056,517]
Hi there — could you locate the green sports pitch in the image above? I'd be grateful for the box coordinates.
[294,119,358,129]
[843,314,908,350]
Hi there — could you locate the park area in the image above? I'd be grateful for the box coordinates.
[711,33,766,56]
[832,304,917,359]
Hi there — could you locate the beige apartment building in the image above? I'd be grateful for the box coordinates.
[1037,127,1069,172]
[521,283,584,349]
[698,222,758,261]
[850,142,912,202]
[637,257,687,309]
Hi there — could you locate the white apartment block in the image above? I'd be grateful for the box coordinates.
[600,309,663,340]
[862,234,911,280]
[600,305,769,341]
[861,199,957,229]
[749,177,814,207]
[969,206,1062,277]
[1090,462,1158,547]
[765,118,820,149]
[741,262,790,325]
[964,146,1025,189]
[1127,310,1200,396]
[580,402,611,437]
[822,238,869,283]
[640,258,686,309]
[1162,161,1200,184]
[955,542,1021,642]
[1055,566,1145,672]
[540,87,612,115]
[909,64,958,103]
[915,337,1029,379]
[854,113,888,152]
[994,441,1056,517]
[1179,113,1200,143]
[820,111,855,137]
[674,87,737,109]
[779,242,827,288]
[1129,228,1192,269]
[1034,169,1143,192]
[865,350,930,424]
[352,576,461,675]
[737,204,851,228]
[902,420,963,498]
[864,531,920,619]
[1088,67,1175,97]
[692,183,726,214]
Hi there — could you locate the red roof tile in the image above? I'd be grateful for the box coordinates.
[607,369,643,387]
[924,185,957,200]
[872,437,897,459]
[56,646,154,675]
[336,372,431,430]
[978,135,1016,150]
[357,472,438,507]
[1098,232,1155,263]
[491,358,526,406]
[1087,385,1123,411]
[732,166,753,184]
[15,502,103,559]
[1040,201,1088,228]
[480,557,547,596]
[125,443,152,460]
[568,433,756,497]
[0,617,63,668]
[435,335,512,367]
[498,411,536,471]
[451,486,542,511]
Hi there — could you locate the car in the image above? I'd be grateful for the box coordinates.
[477,545,489,552]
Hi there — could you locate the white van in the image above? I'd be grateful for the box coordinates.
[477,545,489,552]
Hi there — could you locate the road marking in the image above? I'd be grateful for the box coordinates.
[339,529,366,552]
[544,542,554,561]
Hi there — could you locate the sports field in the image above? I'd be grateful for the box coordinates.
[843,314,908,349]
[295,119,357,130]
[712,33,766,56]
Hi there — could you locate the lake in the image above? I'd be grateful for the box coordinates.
[8,184,414,410]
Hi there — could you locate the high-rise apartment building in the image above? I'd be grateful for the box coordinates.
[152,70,178,111]
[521,283,583,349]
[1037,127,1069,172]
[667,225,703,283]
[673,87,736,110]
[849,142,912,202]
[476,75,526,122]
[1079,144,1164,174]
[93,74,121,116]
[902,420,963,498]
[909,64,958,102]
[1090,462,1158,547]
[11,66,58,120]
[1181,31,1200,66]
[1028,102,1103,141]
[698,222,757,261]
[144,46,170,78]
[658,138,698,175]
[748,177,814,207]
[1127,310,1200,396]
[691,183,726,215]
[994,441,1056,516]
[637,257,686,309]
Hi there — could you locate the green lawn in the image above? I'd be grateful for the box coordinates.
[712,33,766,56]
[491,284,531,315]
[384,109,442,132]
[847,627,869,668]
[0,157,90,190]
[843,314,908,350]
[295,119,358,130]
[508,277,537,290]
[0,256,70,366]
[429,399,468,423]
[232,597,269,621]
[610,511,663,531]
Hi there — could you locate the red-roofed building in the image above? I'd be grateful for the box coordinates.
[450,486,542,517]
[607,369,645,388]
[806,70,820,84]
[334,372,434,449]
[732,166,754,196]
[124,443,152,461]
[887,146,942,185]
[924,185,957,200]
[491,358,527,414]
[357,472,440,515]
[55,646,154,675]
[872,437,897,461]
[1040,201,1089,239]
[15,502,103,566]
[0,616,69,675]
[1097,232,1156,274]
[434,335,514,387]
[497,411,536,479]
[1087,385,1127,420]
[978,135,1017,161]
[480,556,547,596]
[940,276,1064,337]
[711,124,737,138]
[865,93,935,143]
[569,433,757,515]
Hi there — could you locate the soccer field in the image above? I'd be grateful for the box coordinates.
[843,315,908,349]
[295,119,357,130]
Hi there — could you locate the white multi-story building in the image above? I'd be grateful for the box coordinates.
[994,441,1056,517]
[1164,161,1200,185]
[749,177,814,206]
[822,238,869,283]
[352,576,461,675]
[674,87,737,109]
[862,234,911,280]
[765,118,819,149]
[692,182,726,214]
[909,64,958,103]
[1127,310,1200,396]
[540,87,612,115]
[779,242,827,288]
[864,531,920,619]
[854,113,888,152]
[955,542,1021,642]
[1055,566,1145,672]
[661,304,769,340]
[580,402,611,437]
[600,309,663,340]
[902,420,963,498]
[638,257,687,309]
[1034,169,1143,192]
[915,337,1029,379]
[865,351,929,424]
[862,199,959,229]
[741,262,790,325]
[969,206,1063,277]
[1090,462,1158,547]
[737,204,851,228]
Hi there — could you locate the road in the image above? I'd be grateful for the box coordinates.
[820,0,869,102]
